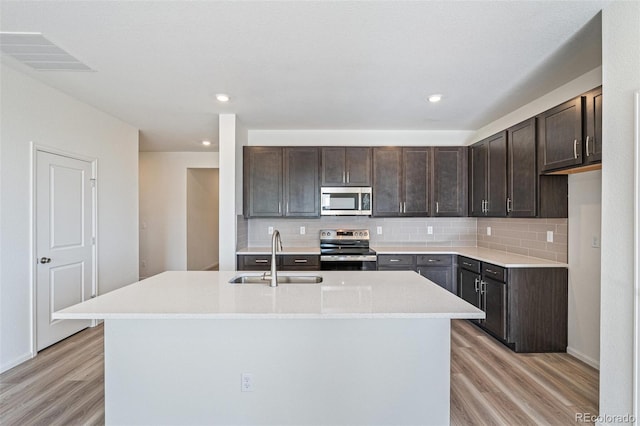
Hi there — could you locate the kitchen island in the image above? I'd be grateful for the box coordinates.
[55,270,484,425]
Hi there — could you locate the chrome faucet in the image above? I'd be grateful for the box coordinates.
[265,229,283,287]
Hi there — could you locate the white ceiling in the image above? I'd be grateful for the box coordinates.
[0,1,606,152]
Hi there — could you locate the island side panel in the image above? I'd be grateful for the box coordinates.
[104,318,450,426]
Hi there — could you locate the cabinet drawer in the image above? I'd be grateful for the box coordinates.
[458,256,481,273]
[377,254,415,267]
[241,255,272,268]
[416,254,452,266]
[281,255,320,268]
[482,263,506,282]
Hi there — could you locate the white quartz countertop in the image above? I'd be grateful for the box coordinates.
[237,246,566,267]
[372,246,567,268]
[53,270,484,320]
[237,247,320,255]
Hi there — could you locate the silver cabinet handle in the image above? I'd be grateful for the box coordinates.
[586,136,590,157]
[485,268,499,276]
[346,171,350,183]
[480,280,486,294]
[436,202,439,214]
[474,277,480,292]
[403,202,406,213]
[389,259,400,262]
[278,202,281,213]
[399,202,403,213]
[506,197,512,213]
[255,259,269,264]
[573,139,578,159]
[39,257,52,264]
[427,259,439,263]
[343,171,346,183]
[463,262,473,268]
[294,259,308,263]
[286,202,289,213]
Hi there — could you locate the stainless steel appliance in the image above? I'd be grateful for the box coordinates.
[320,187,372,216]
[320,229,377,270]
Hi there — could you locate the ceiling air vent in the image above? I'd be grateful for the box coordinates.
[0,32,94,72]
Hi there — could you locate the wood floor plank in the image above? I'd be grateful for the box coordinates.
[0,320,598,425]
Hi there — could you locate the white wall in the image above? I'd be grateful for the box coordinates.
[567,171,602,368]
[600,2,640,423]
[249,129,473,146]
[186,168,219,270]
[139,152,219,278]
[218,114,240,270]
[0,64,139,373]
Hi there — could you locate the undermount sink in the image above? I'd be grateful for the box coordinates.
[229,274,323,285]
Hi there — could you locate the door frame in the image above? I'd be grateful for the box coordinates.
[30,143,99,356]
[633,90,640,426]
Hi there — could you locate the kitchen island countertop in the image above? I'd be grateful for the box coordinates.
[53,270,484,320]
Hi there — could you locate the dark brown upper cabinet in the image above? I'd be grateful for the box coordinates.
[372,147,404,216]
[244,146,283,217]
[584,86,602,164]
[244,146,319,218]
[284,147,320,217]
[469,132,507,217]
[321,147,371,186]
[432,147,467,217]
[538,96,584,172]
[506,118,537,217]
[372,147,430,217]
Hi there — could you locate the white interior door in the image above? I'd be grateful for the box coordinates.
[36,150,94,351]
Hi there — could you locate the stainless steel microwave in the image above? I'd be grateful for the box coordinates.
[320,187,372,216]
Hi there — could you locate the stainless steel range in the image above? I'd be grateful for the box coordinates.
[320,229,377,271]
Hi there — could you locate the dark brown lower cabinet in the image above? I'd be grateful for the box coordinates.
[378,254,456,293]
[237,255,320,271]
[458,256,567,353]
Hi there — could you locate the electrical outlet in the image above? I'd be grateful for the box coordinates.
[486,227,491,236]
[377,226,382,235]
[300,226,306,235]
[268,226,274,235]
[241,373,254,392]
[592,236,601,248]
[427,226,433,235]
[547,231,554,242]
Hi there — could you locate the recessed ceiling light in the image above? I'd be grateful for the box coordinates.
[428,94,443,103]
[216,94,230,102]
[201,140,211,146]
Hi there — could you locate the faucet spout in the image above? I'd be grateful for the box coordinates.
[269,230,282,287]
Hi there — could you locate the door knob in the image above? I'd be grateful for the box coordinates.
[39,257,51,264]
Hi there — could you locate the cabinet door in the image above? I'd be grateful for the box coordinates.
[486,132,507,217]
[469,142,488,216]
[418,266,454,293]
[345,147,371,186]
[244,147,283,217]
[458,268,481,311]
[507,118,537,217]
[402,147,430,216]
[433,147,467,217]
[321,147,346,186]
[482,277,507,341]
[584,87,602,164]
[539,97,583,172]
[284,147,319,217]
[372,148,402,217]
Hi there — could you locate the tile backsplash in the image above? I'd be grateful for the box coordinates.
[477,218,568,263]
[241,215,568,263]
[246,216,477,248]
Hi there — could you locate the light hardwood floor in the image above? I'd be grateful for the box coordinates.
[0,320,598,425]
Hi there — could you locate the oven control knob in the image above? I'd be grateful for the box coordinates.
[321,232,326,237]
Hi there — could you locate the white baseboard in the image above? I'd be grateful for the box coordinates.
[0,351,35,374]
[567,346,600,370]
[204,263,219,271]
